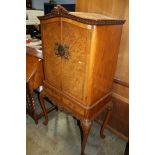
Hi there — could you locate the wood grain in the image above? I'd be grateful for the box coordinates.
[26,54,44,89]
[41,21,62,89]
[62,21,91,101]
[87,25,123,105]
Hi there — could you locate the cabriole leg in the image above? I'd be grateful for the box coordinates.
[80,119,92,155]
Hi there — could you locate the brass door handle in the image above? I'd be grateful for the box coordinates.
[54,43,69,59]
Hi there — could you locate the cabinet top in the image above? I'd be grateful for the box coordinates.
[38,5,125,25]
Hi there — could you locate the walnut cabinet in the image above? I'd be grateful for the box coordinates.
[38,5,125,155]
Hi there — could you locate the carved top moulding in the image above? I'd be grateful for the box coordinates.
[38,5,125,25]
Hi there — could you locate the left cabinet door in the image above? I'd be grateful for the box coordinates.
[42,20,62,90]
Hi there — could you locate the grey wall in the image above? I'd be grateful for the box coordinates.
[55,0,75,4]
[32,0,76,10]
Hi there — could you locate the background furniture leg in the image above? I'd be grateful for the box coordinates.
[30,96,38,124]
[26,82,38,124]
[80,120,92,155]
[39,91,48,125]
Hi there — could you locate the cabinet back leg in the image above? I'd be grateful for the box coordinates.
[100,106,112,138]
[39,91,48,125]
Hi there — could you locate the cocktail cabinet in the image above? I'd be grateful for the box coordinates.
[38,5,125,155]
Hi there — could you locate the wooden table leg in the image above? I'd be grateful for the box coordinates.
[26,82,39,124]
[31,96,39,124]
[80,120,92,155]
[39,91,48,125]
[100,106,112,138]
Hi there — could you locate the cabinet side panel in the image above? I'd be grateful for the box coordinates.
[88,25,123,105]
[61,22,92,102]
[42,21,61,89]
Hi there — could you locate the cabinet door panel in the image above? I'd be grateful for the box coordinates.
[62,22,91,101]
[42,22,61,89]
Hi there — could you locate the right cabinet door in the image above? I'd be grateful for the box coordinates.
[61,21,91,102]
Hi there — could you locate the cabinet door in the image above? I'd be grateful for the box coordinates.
[42,21,61,89]
[61,22,91,101]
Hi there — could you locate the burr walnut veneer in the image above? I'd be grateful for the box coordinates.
[38,5,125,155]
